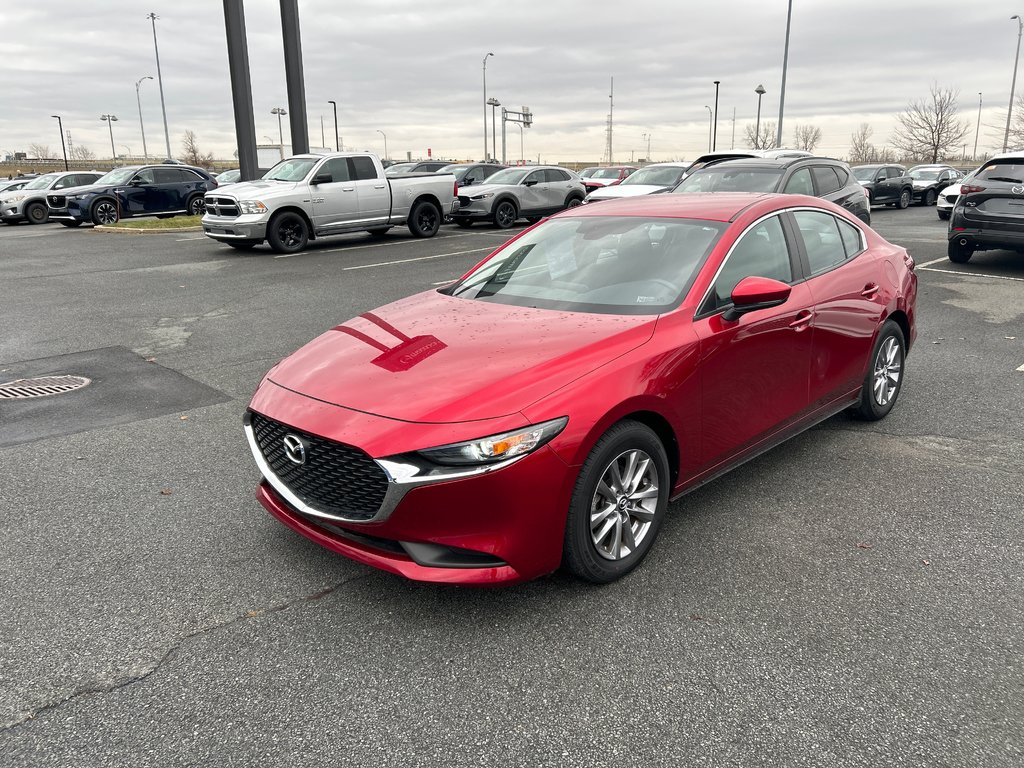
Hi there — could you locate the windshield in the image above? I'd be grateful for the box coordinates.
[485,168,530,185]
[909,169,940,180]
[95,167,139,185]
[262,158,317,181]
[24,173,60,190]
[976,161,1024,183]
[441,216,725,315]
[385,164,416,175]
[592,168,623,179]
[621,166,683,186]
[674,167,783,193]
[578,168,598,178]
[852,167,881,181]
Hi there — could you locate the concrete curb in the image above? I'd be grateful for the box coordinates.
[92,225,202,234]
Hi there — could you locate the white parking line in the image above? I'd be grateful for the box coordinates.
[8,232,59,239]
[174,236,208,242]
[1018,364,1024,372]
[916,257,947,268]
[918,266,1024,283]
[343,247,492,271]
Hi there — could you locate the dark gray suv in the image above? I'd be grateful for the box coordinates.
[672,157,871,224]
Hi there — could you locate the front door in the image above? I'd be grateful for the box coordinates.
[517,169,549,214]
[120,168,157,215]
[309,157,361,232]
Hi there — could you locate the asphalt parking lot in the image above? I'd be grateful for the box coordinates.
[1,205,1021,766]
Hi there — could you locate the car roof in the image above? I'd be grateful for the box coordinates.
[694,157,843,170]
[568,192,791,222]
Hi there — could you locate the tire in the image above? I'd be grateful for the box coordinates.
[408,200,441,237]
[937,210,950,221]
[25,202,48,224]
[947,238,974,263]
[924,189,936,206]
[562,420,670,584]
[266,211,309,254]
[187,195,205,216]
[366,227,391,238]
[493,199,518,229]
[851,321,906,421]
[564,195,584,210]
[60,220,82,228]
[91,199,119,225]
[898,189,911,209]
[227,240,260,251]
[454,219,474,229]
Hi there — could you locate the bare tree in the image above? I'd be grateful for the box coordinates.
[28,143,52,159]
[793,124,823,152]
[744,121,776,150]
[891,84,969,163]
[848,123,875,164]
[180,130,214,167]
[70,144,95,162]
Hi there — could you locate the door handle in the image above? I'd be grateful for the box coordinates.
[861,283,880,298]
[789,310,813,330]
[374,184,386,189]
[342,187,355,192]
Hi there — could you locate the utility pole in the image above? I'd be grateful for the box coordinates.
[974,93,982,161]
[731,107,736,149]
[605,76,614,164]
[135,75,153,160]
[776,0,794,149]
[713,80,720,151]
[147,12,172,159]
[1004,15,1023,153]
[328,100,339,151]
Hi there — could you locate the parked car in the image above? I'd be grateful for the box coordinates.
[581,166,638,194]
[584,162,690,202]
[947,151,1024,262]
[0,179,31,196]
[672,157,871,224]
[436,163,505,188]
[681,149,813,178]
[451,165,586,228]
[578,167,599,179]
[47,164,216,227]
[937,168,978,220]
[852,164,914,209]
[0,171,103,225]
[216,168,241,185]
[907,165,963,206]
[202,152,458,253]
[243,192,916,585]
[385,161,452,175]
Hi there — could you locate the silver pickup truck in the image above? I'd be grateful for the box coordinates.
[202,152,458,253]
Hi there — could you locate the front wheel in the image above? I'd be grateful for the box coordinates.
[91,199,119,225]
[852,321,906,421]
[948,238,973,263]
[924,189,936,206]
[408,200,441,237]
[266,211,309,254]
[187,196,205,216]
[564,196,583,210]
[562,420,670,584]
[898,189,911,209]
[25,202,48,224]
[493,200,517,229]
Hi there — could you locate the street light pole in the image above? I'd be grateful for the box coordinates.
[704,106,713,152]
[642,132,651,161]
[100,115,119,161]
[135,75,154,160]
[777,0,794,149]
[146,12,172,159]
[271,107,287,159]
[487,98,500,162]
[1004,15,1023,152]
[754,84,766,148]
[518,123,524,165]
[713,80,721,151]
[51,115,68,171]
[974,92,983,161]
[377,129,388,161]
[327,100,339,151]
[482,52,494,161]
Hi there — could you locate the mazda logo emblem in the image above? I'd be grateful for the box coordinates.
[282,434,307,465]
[1013,185,1024,195]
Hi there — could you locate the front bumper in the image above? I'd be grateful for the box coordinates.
[450,201,496,223]
[202,213,268,241]
[1,202,25,220]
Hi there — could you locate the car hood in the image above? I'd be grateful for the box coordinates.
[208,179,302,199]
[49,182,114,197]
[459,182,523,199]
[267,290,656,423]
[587,185,668,200]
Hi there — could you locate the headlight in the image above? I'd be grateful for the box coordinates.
[66,195,81,201]
[469,192,494,200]
[8,194,25,202]
[238,200,267,214]
[416,417,568,466]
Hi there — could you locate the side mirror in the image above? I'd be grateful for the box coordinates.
[129,178,145,186]
[723,276,791,321]
[523,179,538,187]
[311,173,332,185]
[875,175,885,183]
[463,177,476,185]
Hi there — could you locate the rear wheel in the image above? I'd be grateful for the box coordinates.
[92,199,119,225]
[562,420,670,584]
[852,321,905,421]
[493,200,517,229]
[897,189,911,209]
[187,195,205,216]
[924,189,936,206]
[266,211,309,254]
[408,200,441,237]
[227,240,260,251]
[948,238,974,263]
[25,202,48,224]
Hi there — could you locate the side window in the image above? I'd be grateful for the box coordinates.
[938,171,950,183]
[480,166,499,180]
[154,168,180,184]
[524,171,546,185]
[811,166,841,195]
[705,215,792,312]
[545,169,570,182]
[793,210,847,275]
[836,217,865,258]
[181,169,205,183]
[53,176,72,189]
[348,156,379,181]
[783,167,814,195]
[133,169,156,184]
[885,167,901,179]
[323,157,351,182]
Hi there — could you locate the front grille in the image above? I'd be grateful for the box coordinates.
[205,196,240,218]
[458,195,471,207]
[249,412,388,520]
[48,194,66,208]
[945,194,959,204]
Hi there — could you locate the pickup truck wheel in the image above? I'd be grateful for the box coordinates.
[897,189,911,209]
[187,195,206,216]
[60,221,82,228]
[26,202,49,224]
[227,240,260,251]
[408,201,441,237]
[92,200,119,225]
[493,200,518,229]
[267,211,309,254]
[367,227,391,237]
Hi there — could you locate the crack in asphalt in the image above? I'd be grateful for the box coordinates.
[0,573,373,733]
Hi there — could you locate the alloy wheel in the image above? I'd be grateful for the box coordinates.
[872,336,902,406]
[589,449,660,561]
[94,201,117,225]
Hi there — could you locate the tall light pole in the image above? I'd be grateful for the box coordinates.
[518,123,525,165]
[377,129,388,161]
[100,115,118,161]
[754,84,766,148]
[135,75,154,160]
[713,80,721,151]
[51,115,68,171]
[642,132,651,161]
[1004,15,1023,152]
[327,100,339,151]
[482,52,494,160]
[271,107,287,159]
[704,106,713,152]
[974,92,983,161]
[487,98,501,162]
[146,12,172,159]
[777,0,794,149]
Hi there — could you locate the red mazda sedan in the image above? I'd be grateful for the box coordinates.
[245,193,916,585]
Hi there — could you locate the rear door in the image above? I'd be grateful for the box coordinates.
[154,167,187,212]
[349,155,390,224]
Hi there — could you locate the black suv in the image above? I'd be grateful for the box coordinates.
[948,153,1024,263]
[852,164,914,208]
[47,164,217,227]
[672,157,871,224]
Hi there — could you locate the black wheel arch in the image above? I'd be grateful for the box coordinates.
[493,194,520,215]
[269,206,316,239]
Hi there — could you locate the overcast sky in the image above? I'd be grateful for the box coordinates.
[0,0,1020,164]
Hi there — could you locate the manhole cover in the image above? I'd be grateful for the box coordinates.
[0,375,92,399]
